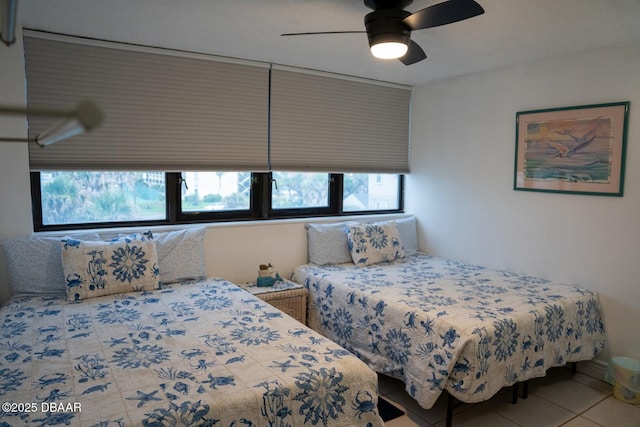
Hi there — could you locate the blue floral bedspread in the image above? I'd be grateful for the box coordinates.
[293,254,606,409]
[0,278,383,426]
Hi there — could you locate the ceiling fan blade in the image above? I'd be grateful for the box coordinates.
[281,31,365,36]
[399,40,426,65]
[403,0,484,31]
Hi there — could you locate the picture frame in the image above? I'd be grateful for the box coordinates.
[514,101,629,196]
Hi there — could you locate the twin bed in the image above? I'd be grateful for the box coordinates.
[0,228,384,426]
[293,217,606,423]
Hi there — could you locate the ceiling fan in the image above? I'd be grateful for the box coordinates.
[281,0,485,65]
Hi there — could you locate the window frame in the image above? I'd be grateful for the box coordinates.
[30,171,404,231]
[268,172,339,218]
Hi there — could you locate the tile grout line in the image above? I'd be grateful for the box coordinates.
[492,408,525,427]
[563,393,610,427]
[529,374,612,426]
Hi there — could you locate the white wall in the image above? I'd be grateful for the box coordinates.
[406,42,640,362]
[0,29,34,304]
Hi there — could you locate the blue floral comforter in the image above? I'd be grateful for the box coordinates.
[0,279,383,426]
[293,254,606,409]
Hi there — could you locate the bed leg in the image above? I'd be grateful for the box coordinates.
[571,362,577,374]
[511,380,529,403]
[521,380,529,399]
[446,393,456,427]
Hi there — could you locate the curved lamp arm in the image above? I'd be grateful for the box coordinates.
[0,100,104,146]
[1,0,18,46]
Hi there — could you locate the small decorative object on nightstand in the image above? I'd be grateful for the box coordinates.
[245,279,307,324]
[256,263,283,287]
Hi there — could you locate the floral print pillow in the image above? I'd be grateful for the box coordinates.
[61,233,160,302]
[346,222,405,267]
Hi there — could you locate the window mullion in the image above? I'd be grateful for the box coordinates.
[166,172,180,224]
[330,174,343,215]
[30,172,44,231]
[254,172,270,219]
[398,174,405,212]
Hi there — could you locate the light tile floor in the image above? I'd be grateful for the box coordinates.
[379,367,640,427]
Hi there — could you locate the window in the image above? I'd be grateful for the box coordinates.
[180,172,251,212]
[31,171,403,230]
[271,172,329,210]
[343,173,401,212]
[36,171,166,226]
[24,34,409,232]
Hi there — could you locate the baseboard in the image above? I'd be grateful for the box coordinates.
[577,359,610,384]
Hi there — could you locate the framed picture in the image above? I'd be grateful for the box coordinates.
[514,101,629,196]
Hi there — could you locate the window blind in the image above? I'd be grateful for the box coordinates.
[270,67,411,173]
[23,34,270,171]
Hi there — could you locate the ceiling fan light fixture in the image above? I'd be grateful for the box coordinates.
[282,0,485,66]
[364,8,411,61]
[370,41,408,59]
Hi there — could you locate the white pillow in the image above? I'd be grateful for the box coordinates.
[306,222,354,265]
[61,234,160,302]
[1,233,101,295]
[393,216,419,256]
[347,222,405,267]
[154,227,207,284]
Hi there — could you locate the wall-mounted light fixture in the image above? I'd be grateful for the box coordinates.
[0,100,104,147]
[1,0,18,46]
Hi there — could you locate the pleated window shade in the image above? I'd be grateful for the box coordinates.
[23,35,270,171]
[270,68,411,173]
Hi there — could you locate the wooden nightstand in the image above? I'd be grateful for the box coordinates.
[244,280,307,324]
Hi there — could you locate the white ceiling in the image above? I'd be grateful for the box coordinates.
[17,0,640,86]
